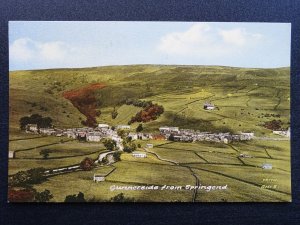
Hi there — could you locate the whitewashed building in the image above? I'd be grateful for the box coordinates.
[146,143,153,148]
[273,129,290,137]
[93,174,105,182]
[203,102,215,110]
[9,151,15,159]
[159,127,179,133]
[86,132,102,142]
[25,124,38,133]
[262,163,272,170]
[117,125,131,130]
[98,124,110,129]
[132,152,147,158]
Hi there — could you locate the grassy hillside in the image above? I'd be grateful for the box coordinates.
[9,65,290,136]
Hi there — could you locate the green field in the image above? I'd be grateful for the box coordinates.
[9,65,290,202]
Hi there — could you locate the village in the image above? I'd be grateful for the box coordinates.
[24,122,258,147]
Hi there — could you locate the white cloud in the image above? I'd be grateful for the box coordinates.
[10,38,35,61]
[10,38,77,62]
[219,28,262,46]
[157,24,264,58]
[9,38,94,68]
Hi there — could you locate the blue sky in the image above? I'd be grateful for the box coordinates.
[9,21,291,71]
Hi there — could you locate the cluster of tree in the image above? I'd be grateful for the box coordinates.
[112,152,122,162]
[64,192,86,202]
[123,142,137,153]
[8,188,53,203]
[125,99,153,108]
[109,193,135,202]
[263,119,283,130]
[128,104,164,124]
[19,114,53,130]
[8,167,53,202]
[103,139,117,151]
[9,167,47,187]
[80,157,96,171]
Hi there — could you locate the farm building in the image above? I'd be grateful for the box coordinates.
[86,132,102,142]
[159,127,179,133]
[132,152,147,158]
[262,163,272,170]
[117,125,131,130]
[39,128,56,135]
[9,151,15,159]
[203,102,215,110]
[128,133,138,140]
[146,143,153,148]
[93,174,105,182]
[98,124,110,129]
[273,127,290,138]
[25,124,38,133]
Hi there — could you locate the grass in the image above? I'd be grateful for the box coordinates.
[192,168,290,202]
[9,152,100,175]
[9,136,69,152]
[9,65,290,202]
[15,141,105,159]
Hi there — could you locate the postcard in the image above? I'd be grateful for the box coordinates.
[8,21,291,202]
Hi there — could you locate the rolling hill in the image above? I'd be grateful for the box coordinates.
[9,65,290,136]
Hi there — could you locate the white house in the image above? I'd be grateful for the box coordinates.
[273,129,290,137]
[117,125,131,130]
[9,151,15,159]
[39,128,56,135]
[26,124,38,133]
[98,124,110,129]
[203,102,215,110]
[86,133,102,142]
[262,163,272,170]
[223,138,229,144]
[159,127,179,133]
[128,132,138,140]
[146,143,153,148]
[93,174,105,182]
[132,151,147,158]
[287,127,290,138]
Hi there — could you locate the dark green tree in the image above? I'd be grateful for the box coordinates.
[34,189,53,202]
[109,193,135,202]
[103,139,117,151]
[64,192,86,202]
[136,124,143,132]
[113,152,122,162]
[40,149,52,159]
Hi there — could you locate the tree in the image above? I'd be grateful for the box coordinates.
[103,139,117,151]
[64,192,86,202]
[113,152,121,162]
[136,124,143,132]
[168,134,175,141]
[109,193,135,202]
[123,143,136,153]
[40,149,52,159]
[34,189,53,202]
[19,114,53,130]
[111,107,118,119]
[9,167,47,187]
[117,130,126,139]
[80,157,95,171]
